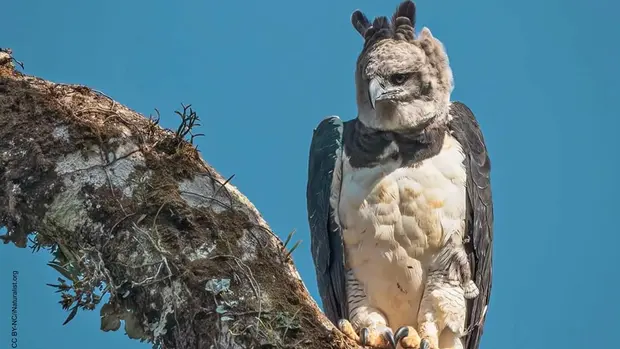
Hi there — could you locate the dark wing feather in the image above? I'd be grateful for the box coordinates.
[448,102,494,349]
[306,116,347,325]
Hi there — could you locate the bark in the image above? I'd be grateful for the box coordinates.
[0,50,357,349]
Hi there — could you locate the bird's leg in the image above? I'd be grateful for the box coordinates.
[455,246,479,300]
[338,308,395,348]
[411,240,473,349]
[395,288,441,349]
[340,269,396,348]
[417,321,440,349]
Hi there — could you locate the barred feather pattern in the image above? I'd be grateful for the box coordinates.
[345,268,388,329]
[418,237,479,338]
[427,237,479,300]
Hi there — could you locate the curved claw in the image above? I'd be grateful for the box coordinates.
[394,326,409,344]
[360,326,395,348]
[394,326,422,349]
[361,328,370,345]
[382,328,396,349]
[420,338,430,349]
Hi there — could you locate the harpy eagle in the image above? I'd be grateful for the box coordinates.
[306,2,493,349]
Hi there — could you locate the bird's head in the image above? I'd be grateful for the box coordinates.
[352,1,454,132]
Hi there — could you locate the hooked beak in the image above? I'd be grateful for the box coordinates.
[368,77,400,109]
[368,77,385,110]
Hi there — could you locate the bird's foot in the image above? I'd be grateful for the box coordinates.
[338,319,396,348]
[394,326,428,349]
[417,321,439,349]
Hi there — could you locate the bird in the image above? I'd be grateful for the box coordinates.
[305,2,493,349]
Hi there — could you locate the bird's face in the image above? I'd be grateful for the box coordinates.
[355,28,454,132]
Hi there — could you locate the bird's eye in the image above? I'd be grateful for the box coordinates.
[390,73,409,85]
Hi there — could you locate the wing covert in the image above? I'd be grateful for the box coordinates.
[306,116,347,325]
[448,102,494,349]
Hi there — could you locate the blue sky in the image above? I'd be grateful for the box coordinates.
[1,0,618,348]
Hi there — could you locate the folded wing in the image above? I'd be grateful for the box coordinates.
[306,116,348,325]
[448,102,494,349]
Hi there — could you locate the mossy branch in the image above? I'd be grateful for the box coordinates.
[0,50,360,349]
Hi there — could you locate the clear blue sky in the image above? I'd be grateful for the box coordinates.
[1,0,618,348]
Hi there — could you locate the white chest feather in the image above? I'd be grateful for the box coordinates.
[338,133,467,327]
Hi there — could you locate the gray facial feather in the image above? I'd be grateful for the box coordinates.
[351,1,453,132]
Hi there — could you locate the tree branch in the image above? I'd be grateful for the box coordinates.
[0,50,357,349]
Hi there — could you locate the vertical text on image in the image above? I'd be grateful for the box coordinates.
[11,270,18,348]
